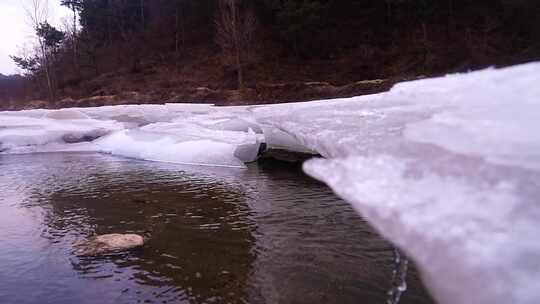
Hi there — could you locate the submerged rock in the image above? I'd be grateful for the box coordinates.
[75,234,145,256]
[61,129,110,143]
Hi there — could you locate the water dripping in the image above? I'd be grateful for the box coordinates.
[386,247,409,304]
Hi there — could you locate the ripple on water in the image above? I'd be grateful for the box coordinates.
[0,153,434,304]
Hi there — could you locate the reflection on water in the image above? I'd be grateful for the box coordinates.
[0,153,434,304]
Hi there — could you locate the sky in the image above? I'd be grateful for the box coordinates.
[0,0,71,75]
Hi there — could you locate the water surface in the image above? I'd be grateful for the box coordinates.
[0,153,434,304]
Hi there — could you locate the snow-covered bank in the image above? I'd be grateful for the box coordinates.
[1,62,540,304]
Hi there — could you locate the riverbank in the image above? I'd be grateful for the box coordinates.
[1,78,396,111]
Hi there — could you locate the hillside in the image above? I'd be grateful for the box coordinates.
[1,0,539,110]
[0,73,25,105]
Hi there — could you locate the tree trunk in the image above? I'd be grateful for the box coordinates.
[231,1,243,89]
[140,0,145,30]
[422,21,428,42]
[174,2,185,71]
[180,2,185,50]
[106,0,112,45]
[175,6,179,55]
[386,1,392,24]
[236,50,243,89]
[72,6,79,75]
[39,40,54,102]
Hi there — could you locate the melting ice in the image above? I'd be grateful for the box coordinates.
[1,62,540,304]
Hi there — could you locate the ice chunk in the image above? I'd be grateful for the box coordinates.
[93,113,263,167]
[44,109,90,120]
[404,107,540,170]
[253,62,540,304]
[141,121,261,144]
[0,108,49,118]
[164,103,215,113]
[80,104,176,126]
[251,95,382,156]
[0,104,263,166]
[304,155,540,304]
[197,116,262,133]
[0,114,123,152]
[95,129,246,168]
[171,107,263,133]
[233,129,263,162]
[259,125,315,154]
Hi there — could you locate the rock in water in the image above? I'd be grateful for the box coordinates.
[75,234,144,256]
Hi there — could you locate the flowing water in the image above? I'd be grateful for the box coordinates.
[0,152,435,304]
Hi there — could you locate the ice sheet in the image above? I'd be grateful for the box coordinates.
[95,129,246,168]
[254,62,540,304]
[0,104,262,167]
[0,114,123,152]
[304,155,540,304]
[1,62,539,304]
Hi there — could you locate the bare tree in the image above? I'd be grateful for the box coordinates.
[60,0,82,74]
[215,0,257,89]
[24,0,55,102]
[140,0,145,30]
[174,0,186,60]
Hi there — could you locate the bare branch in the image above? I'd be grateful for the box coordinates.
[215,0,257,89]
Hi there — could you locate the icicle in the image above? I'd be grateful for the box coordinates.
[386,247,409,304]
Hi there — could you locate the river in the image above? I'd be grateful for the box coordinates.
[0,152,434,304]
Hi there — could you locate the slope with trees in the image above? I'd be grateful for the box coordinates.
[3,0,540,109]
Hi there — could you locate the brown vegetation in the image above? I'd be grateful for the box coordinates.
[2,0,539,110]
